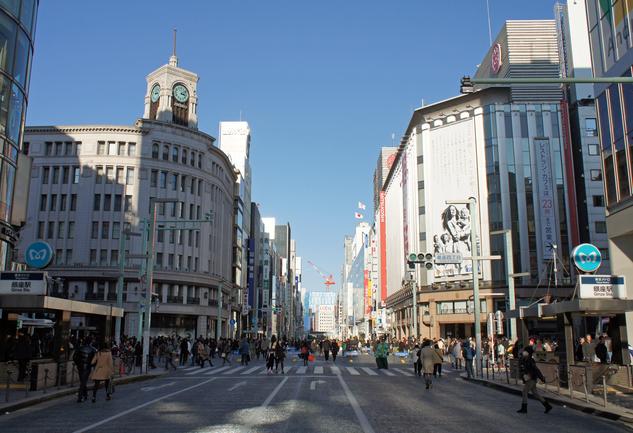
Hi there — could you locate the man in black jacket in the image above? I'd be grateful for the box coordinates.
[73,337,96,403]
[517,346,552,414]
[13,332,32,382]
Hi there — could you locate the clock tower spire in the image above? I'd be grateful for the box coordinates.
[143,31,199,129]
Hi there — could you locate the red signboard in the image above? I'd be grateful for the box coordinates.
[560,99,579,248]
[380,191,387,302]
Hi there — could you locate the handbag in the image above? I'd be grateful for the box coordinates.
[107,376,115,394]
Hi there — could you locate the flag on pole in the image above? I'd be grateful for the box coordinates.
[358,202,366,210]
[355,213,363,219]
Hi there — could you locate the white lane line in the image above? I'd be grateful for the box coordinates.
[314,366,324,374]
[224,366,245,375]
[331,366,341,375]
[360,367,378,376]
[337,374,375,433]
[202,366,231,375]
[380,369,396,376]
[72,378,217,433]
[281,366,293,374]
[394,368,414,377]
[242,366,262,375]
[297,366,307,374]
[346,367,360,375]
[240,377,289,433]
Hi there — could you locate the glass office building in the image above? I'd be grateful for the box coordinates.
[0,0,38,270]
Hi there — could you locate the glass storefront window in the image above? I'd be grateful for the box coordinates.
[610,85,624,143]
[0,12,15,76]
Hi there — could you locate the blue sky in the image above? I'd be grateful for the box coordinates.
[26,0,565,293]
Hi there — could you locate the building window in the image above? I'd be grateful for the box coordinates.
[40,194,47,211]
[106,166,114,184]
[156,253,163,269]
[177,255,182,270]
[52,167,59,184]
[100,249,108,266]
[593,195,605,207]
[188,230,192,246]
[163,145,169,161]
[590,169,602,181]
[56,249,63,265]
[124,195,133,212]
[42,167,49,184]
[160,172,166,188]
[66,249,73,265]
[108,142,117,155]
[158,202,165,216]
[169,230,174,244]
[151,170,158,187]
[194,257,198,272]
[73,167,80,183]
[112,222,120,239]
[126,168,135,185]
[182,149,187,164]
[118,142,125,156]
[70,194,77,211]
[103,194,111,211]
[198,180,202,196]
[76,143,82,155]
[49,194,57,211]
[599,248,610,260]
[47,222,55,239]
[58,221,65,239]
[189,203,194,219]
[110,250,118,266]
[168,254,174,269]
[94,194,101,211]
[195,231,199,247]
[92,222,99,239]
[116,167,124,184]
[181,175,186,192]
[586,118,597,136]
[96,166,103,184]
[595,221,607,233]
[152,144,159,159]
[37,222,44,238]
[170,203,176,217]
[62,167,69,183]
[45,142,52,155]
[68,222,75,239]
[90,249,97,265]
[172,173,177,190]
[98,141,106,155]
[190,151,195,166]
[64,142,73,155]
[172,147,179,162]
[157,229,164,243]
[114,194,122,212]
[128,143,136,156]
[102,222,109,239]
[60,194,67,211]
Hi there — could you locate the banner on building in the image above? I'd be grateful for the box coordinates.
[535,138,557,256]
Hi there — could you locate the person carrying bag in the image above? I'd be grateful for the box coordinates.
[91,341,114,403]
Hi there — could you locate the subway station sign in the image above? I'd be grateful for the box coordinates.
[579,275,626,300]
[0,272,47,295]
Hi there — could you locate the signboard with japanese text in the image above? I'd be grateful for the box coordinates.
[0,272,47,295]
[535,138,557,256]
[579,275,627,299]
[247,238,255,309]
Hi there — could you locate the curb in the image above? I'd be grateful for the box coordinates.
[0,372,163,415]
[464,375,633,425]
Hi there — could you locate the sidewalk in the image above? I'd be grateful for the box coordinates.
[0,368,167,415]
[464,368,633,424]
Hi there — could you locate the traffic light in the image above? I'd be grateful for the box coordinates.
[407,253,434,270]
[272,306,277,314]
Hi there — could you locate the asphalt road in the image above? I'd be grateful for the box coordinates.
[0,354,630,432]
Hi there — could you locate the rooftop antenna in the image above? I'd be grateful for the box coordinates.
[173,29,177,56]
[486,0,492,46]
[392,133,395,147]
[240,110,242,121]
[169,29,178,67]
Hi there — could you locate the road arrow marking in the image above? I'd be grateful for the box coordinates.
[310,380,326,390]
[140,382,176,392]
[228,381,246,391]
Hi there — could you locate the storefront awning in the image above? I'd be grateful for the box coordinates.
[0,294,124,317]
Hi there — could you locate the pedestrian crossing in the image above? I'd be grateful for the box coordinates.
[179,364,425,377]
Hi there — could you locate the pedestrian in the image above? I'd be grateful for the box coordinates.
[91,341,114,403]
[164,340,177,371]
[275,338,285,374]
[582,334,596,362]
[433,343,443,377]
[267,336,278,375]
[420,340,435,389]
[300,341,310,366]
[411,344,420,375]
[239,338,250,366]
[331,340,339,363]
[462,341,475,378]
[322,337,331,362]
[221,339,233,366]
[595,336,608,363]
[453,339,463,369]
[375,337,389,370]
[73,337,96,403]
[517,346,553,414]
[199,340,213,368]
[180,338,189,366]
[603,333,613,363]
[13,332,32,383]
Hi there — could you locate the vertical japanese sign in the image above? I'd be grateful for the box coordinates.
[244,238,255,314]
[380,191,387,303]
[402,149,409,260]
[560,100,579,248]
[262,237,270,309]
[535,138,556,255]
[364,270,371,315]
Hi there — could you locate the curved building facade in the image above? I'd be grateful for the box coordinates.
[0,0,38,269]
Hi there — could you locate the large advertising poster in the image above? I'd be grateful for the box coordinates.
[379,191,387,303]
[535,138,557,256]
[428,120,478,280]
[402,149,410,260]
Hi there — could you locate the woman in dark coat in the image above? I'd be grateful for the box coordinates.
[331,340,340,363]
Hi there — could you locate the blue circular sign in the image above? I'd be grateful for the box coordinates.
[571,243,602,273]
[230,318,236,326]
[25,242,54,269]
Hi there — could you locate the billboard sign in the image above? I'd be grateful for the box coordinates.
[579,275,626,299]
[0,272,47,295]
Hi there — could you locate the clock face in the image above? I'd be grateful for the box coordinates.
[491,43,502,74]
[151,85,160,103]
[173,85,189,103]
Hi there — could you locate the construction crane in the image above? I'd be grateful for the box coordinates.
[307,261,335,292]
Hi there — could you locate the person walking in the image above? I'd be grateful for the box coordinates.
[462,341,475,378]
[13,332,32,383]
[199,340,213,368]
[164,340,177,371]
[221,339,233,366]
[433,343,443,377]
[239,338,250,366]
[453,339,463,369]
[411,344,420,376]
[322,337,331,362]
[420,340,435,389]
[73,337,96,403]
[331,340,339,363]
[375,337,389,370]
[517,346,553,414]
[275,338,286,374]
[91,341,114,403]
[180,338,189,366]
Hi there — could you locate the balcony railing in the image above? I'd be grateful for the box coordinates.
[187,297,200,305]
[209,299,219,307]
[166,296,183,304]
[85,292,104,301]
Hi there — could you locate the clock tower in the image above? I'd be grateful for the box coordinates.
[143,35,199,129]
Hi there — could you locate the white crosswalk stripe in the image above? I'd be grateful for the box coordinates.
[185,368,208,376]
[242,366,262,375]
[331,366,341,375]
[380,369,396,376]
[297,366,307,374]
[361,367,378,376]
[202,366,231,375]
[314,366,324,374]
[346,367,360,375]
[394,368,414,377]
[183,366,199,371]
[224,366,245,375]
